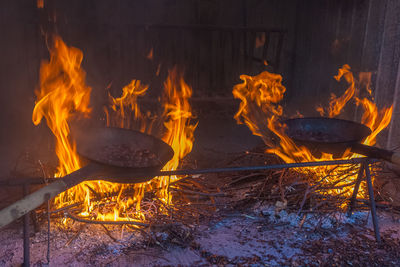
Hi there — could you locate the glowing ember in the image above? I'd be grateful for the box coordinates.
[233,65,393,199]
[33,36,197,222]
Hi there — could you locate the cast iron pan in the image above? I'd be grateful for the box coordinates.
[284,117,400,164]
[0,127,174,228]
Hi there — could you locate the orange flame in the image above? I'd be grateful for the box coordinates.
[32,36,92,207]
[328,64,356,117]
[102,66,197,218]
[233,71,285,142]
[37,0,44,9]
[233,65,393,198]
[104,79,153,133]
[32,36,91,177]
[357,98,393,146]
[146,48,154,60]
[158,67,198,203]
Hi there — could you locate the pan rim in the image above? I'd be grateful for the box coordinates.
[73,126,174,169]
[283,117,372,145]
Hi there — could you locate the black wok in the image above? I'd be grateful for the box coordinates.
[284,117,400,164]
[0,127,174,228]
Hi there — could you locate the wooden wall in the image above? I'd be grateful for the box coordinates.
[376,0,400,149]
[52,0,293,97]
[288,0,385,112]
[0,0,399,157]
[288,0,400,149]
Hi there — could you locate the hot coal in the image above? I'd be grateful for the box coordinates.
[99,144,161,167]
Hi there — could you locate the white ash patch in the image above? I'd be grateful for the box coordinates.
[254,203,368,230]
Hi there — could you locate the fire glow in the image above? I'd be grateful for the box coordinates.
[233,65,393,198]
[33,36,197,222]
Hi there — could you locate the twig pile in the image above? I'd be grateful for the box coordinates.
[4,146,394,237]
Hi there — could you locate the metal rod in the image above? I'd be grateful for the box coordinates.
[22,184,30,267]
[364,162,381,243]
[151,158,377,177]
[1,158,378,186]
[347,163,365,216]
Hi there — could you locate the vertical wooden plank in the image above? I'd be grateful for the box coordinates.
[387,61,400,149]
[374,0,400,147]
[380,1,400,148]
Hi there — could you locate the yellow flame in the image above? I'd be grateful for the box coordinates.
[32,36,90,175]
[328,64,356,117]
[32,36,93,207]
[103,66,197,219]
[233,71,285,142]
[104,79,153,133]
[158,67,198,203]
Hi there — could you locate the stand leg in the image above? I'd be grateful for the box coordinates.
[365,163,381,243]
[347,163,365,216]
[23,184,30,267]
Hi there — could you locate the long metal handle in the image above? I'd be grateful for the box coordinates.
[0,158,377,229]
[0,164,96,228]
[127,158,376,179]
[351,143,398,164]
[0,179,68,228]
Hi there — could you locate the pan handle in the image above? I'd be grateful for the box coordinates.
[0,164,99,229]
[351,143,400,165]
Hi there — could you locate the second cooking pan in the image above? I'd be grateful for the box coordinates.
[284,117,400,165]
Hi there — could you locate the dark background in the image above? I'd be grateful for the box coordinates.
[0,0,399,172]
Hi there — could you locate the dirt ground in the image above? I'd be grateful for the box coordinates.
[1,189,400,266]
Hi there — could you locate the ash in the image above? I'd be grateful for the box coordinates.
[1,205,400,266]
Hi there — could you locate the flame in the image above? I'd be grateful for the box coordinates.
[357,98,393,146]
[33,36,90,178]
[158,67,198,203]
[233,71,285,143]
[32,36,98,208]
[37,0,44,9]
[328,64,356,117]
[233,65,393,198]
[102,66,197,219]
[146,48,154,60]
[104,79,153,133]
[33,36,197,222]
